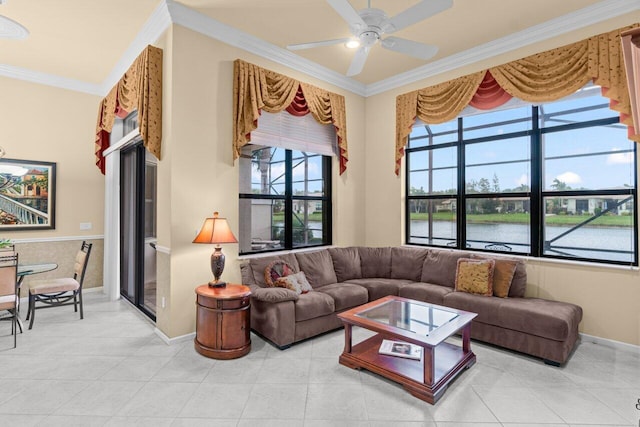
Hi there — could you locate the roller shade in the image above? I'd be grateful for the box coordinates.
[250,111,337,156]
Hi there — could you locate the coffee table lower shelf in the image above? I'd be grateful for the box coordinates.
[339,334,475,404]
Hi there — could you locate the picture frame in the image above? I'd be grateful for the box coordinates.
[0,158,56,230]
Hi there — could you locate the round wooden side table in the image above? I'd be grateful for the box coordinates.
[194,283,252,359]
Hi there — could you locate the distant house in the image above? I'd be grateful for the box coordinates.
[563,196,630,215]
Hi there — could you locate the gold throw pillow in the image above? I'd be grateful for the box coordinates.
[455,258,495,296]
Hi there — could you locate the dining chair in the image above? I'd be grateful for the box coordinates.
[26,241,92,330]
[0,253,19,348]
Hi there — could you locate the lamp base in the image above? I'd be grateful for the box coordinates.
[208,280,227,288]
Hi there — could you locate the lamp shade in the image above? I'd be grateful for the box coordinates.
[192,212,238,244]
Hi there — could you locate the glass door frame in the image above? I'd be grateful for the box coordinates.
[120,142,156,321]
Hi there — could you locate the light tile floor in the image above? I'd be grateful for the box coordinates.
[1,292,639,426]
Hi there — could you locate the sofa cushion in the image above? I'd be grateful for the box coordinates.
[328,247,362,282]
[315,283,369,311]
[251,287,299,303]
[443,292,582,341]
[295,250,338,288]
[443,291,505,325]
[421,250,469,288]
[275,271,313,294]
[398,282,454,306]
[454,258,495,296]
[294,291,335,322]
[496,297,583,341]
[345,278,413,301]
[391,247,429,281]
[358,247,392,278]
[248,254,300,288]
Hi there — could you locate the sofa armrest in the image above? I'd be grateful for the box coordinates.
[250,285,299,303]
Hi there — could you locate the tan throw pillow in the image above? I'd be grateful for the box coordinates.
[492,259,517,298]
[275,271,313,295]
[455,258,495,296]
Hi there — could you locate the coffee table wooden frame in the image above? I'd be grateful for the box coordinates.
[338,296,477,404]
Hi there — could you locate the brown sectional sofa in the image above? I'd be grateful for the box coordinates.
[240,246,583,365]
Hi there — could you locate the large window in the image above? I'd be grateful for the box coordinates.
[239,145,332,254]
[406,88,637,265]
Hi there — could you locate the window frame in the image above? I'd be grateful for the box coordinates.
[239,148,332,255]
[405,98,638,266]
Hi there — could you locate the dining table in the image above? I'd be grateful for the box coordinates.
[17,263,58,286]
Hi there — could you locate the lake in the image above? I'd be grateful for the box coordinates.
[410,220,635,262]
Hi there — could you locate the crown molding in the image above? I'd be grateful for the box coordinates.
[98,0,172,95]
[0,0,172,96]
[0,63,102,95]
[0,0,637,98]
[166,0,366,96]
[366,0,640,96]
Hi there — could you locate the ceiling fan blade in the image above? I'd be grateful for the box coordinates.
[346,46,370,77]
[381,36,439,60]
[287,37,351,51]
[326,0,366,29]
[385,0,453,33]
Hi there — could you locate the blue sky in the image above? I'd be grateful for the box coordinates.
[409,91,635,194]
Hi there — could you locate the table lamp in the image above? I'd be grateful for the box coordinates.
[192,212,238,287]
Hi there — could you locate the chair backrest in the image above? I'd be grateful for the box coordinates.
[73,241,92,288]
[0,253,18,298]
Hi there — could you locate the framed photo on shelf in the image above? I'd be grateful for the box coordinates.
[0,158,56,230]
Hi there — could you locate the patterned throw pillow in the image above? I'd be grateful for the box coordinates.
[264,260,295,287]
[454,258,495,296]
[275,271,313,295]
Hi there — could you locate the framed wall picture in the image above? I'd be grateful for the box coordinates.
[0,158,56,230]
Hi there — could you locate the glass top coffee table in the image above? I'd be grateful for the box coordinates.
[337,295,477,404]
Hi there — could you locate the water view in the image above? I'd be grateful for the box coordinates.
[409,220,635,263]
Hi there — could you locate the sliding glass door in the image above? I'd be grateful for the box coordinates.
[120,143,157,319]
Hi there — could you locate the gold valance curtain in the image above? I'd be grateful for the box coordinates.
[95,45,163,174]
[395,25,638,175]
[233,59,349,174]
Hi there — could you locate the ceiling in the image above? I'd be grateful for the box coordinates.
[0,0,635,93]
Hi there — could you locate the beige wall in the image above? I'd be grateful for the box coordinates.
[363,14,640,346]
[0,77,105,294]
[156,24,366,337]
[0,77,104,239]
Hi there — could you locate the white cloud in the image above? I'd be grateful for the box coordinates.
[515,174,528,186]
[606,148,633,165]
[556,171,582,185]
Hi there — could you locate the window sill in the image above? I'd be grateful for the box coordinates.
[238,245,334,261]
[401,244,638,271]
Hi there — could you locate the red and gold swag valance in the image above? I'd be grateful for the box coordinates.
[95,45,163,174]
[395,25,639,175]
[233,59,349,174]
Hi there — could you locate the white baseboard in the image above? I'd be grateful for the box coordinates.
[579,332,640,354]
[154,328,195,345]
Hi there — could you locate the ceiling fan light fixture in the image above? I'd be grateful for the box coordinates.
[345,39,360,49]
[0,15,29,40]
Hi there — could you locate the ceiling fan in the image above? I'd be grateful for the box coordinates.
[286,0,452,77]
[0,0,29,40]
